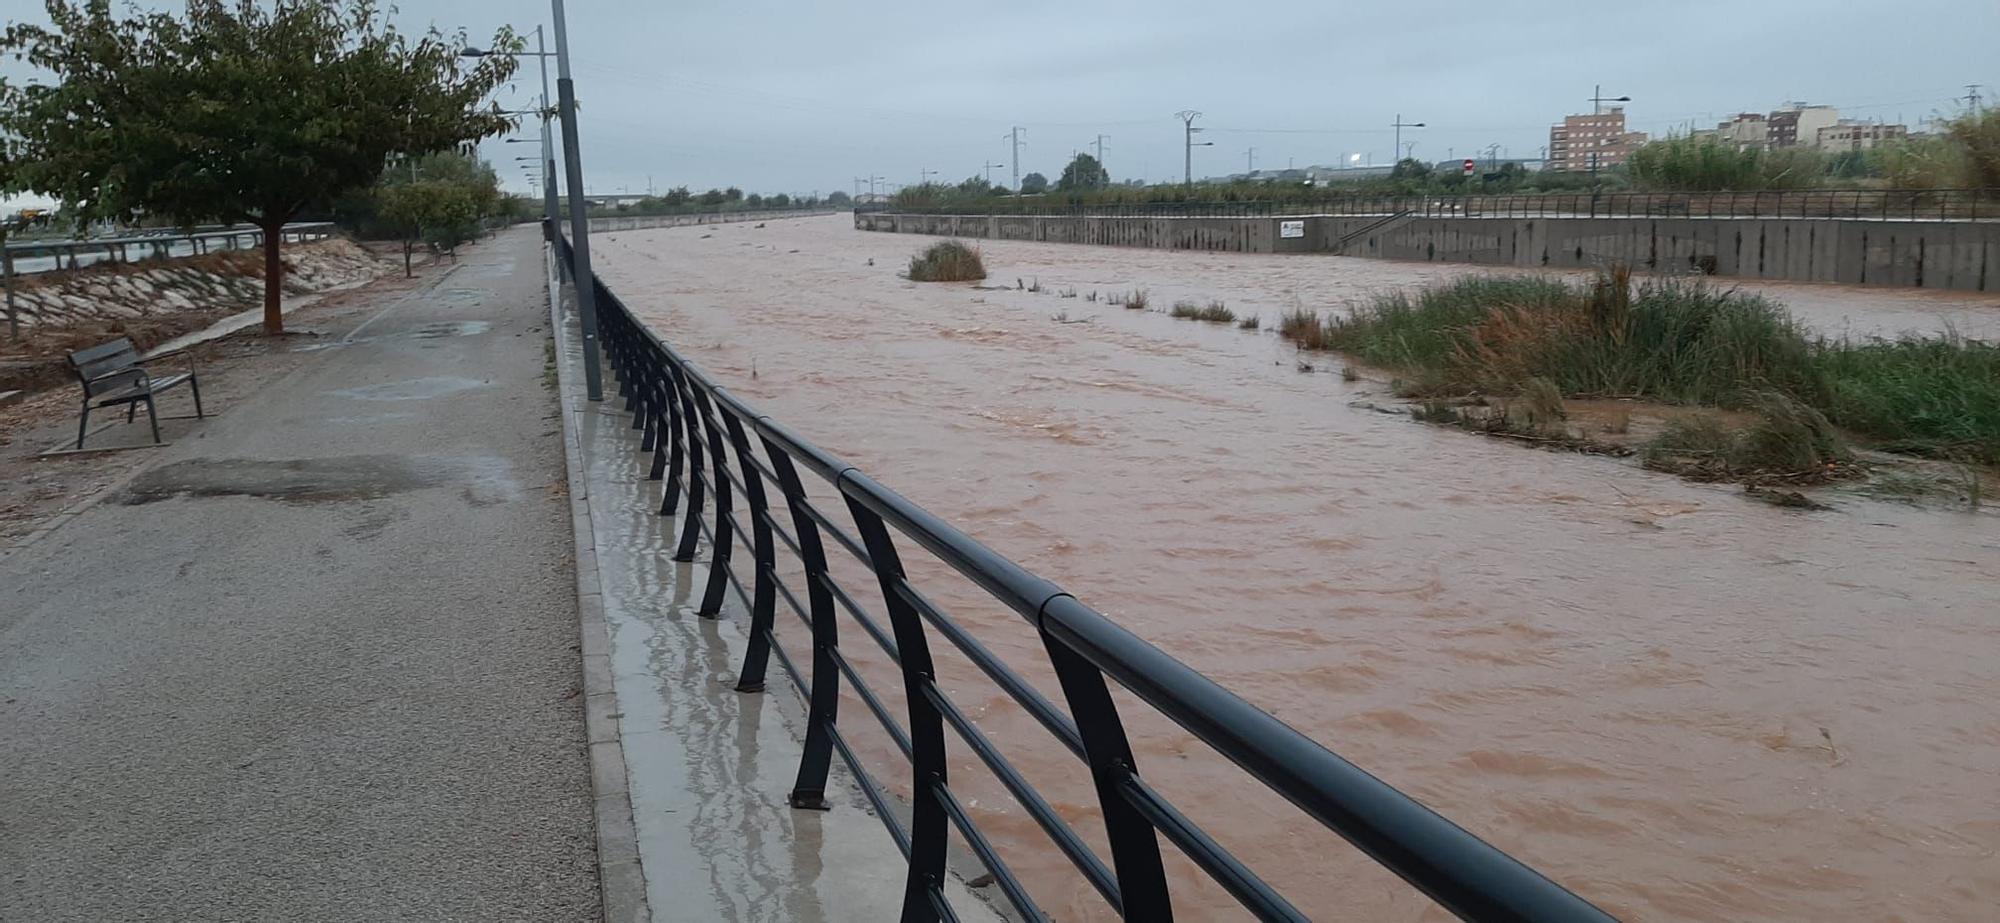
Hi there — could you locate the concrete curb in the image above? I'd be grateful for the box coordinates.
[544,243,650,923]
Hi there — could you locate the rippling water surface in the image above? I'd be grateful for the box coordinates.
[596,215,2000,921]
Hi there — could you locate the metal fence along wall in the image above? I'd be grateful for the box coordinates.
[554,231,1617,922]
[862,188,2000,221]
[575,208,839,233]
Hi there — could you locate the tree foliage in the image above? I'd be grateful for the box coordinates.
[0,0,519,333]
[1056,154,1109,191]
[1019,172,1049,194]
[372,151,501,275]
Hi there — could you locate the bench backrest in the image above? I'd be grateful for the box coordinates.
[68,338,144,397]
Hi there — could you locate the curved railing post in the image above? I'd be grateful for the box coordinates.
[669,368,707,563]
[843,492,951,923]
[646,372,674,482]
[763,441,840,809]
[1040,614,1175,922]
[720,408,778,691]
[684,387,737,618]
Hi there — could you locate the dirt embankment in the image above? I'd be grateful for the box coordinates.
[0,238,389,393]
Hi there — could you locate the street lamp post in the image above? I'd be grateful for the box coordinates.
[548,0,604,399]
[1588,84,1633,175]
[1392,114,1425,167]
[462,29,558,241]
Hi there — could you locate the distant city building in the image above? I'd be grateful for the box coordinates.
[1547,107,1648,173]
[1691,113,1769,150]
[1815,121,1910,152]
[1767,104,1839,147]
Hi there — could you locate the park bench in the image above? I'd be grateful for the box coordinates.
[65,338,204,449]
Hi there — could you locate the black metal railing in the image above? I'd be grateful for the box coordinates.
[857,187,2000,221]
[555,231,1616,922]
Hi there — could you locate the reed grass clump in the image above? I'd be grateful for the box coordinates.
[907,240,987,282]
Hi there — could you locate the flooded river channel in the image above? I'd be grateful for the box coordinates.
[595,214,2000,921]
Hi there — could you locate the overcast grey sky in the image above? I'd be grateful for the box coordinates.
[5,0,1997,199]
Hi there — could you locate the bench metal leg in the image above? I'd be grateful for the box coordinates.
[127,402,138,423]
[190,375,205,418]
[144,396,161,444]
[76,401,91,450]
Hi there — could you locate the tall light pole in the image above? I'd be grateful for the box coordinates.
[1175,110,1212,186]
[982,160,1006,185]
[551,0,603,400]
[1391,114,1425,165]
[1588,84,1633,175]
[462,27,558,240]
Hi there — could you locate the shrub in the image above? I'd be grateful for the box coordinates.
[1278,307,1330,349]
[1815,333,2000,464]
[1643,393,1854,481]
[907,240,986,282]
[1327,270,1823,406]
[1237,315,1261,330]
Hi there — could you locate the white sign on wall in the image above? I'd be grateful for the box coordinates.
[1279,220,1305,239]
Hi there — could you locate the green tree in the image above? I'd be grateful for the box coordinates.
[699,188,727,206]
[1389,158,1431,181]
[768,193,790,207]
[373,151,500,276]
[0,0,517,334]
[1020,172,1049,194]
[663,186,692,206]
[746,193,764,207]
[1056,154,1109,191]
[724,186,743,202]
[1945,109,2000,188]
[826,190,852,207]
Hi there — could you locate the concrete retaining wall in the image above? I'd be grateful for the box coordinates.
[853,211,1999,292]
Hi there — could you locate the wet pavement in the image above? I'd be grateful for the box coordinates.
[554,265,1005,921]
[0,230,599,922]
[590,215,2000,922]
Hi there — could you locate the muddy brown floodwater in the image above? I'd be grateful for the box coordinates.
[595,215,2000,922]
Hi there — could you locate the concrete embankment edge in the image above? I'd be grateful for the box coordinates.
[855,211,1999,292]
[545,242,651,923]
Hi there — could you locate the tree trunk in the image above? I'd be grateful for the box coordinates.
[260,222,286,335]
[403,239,413,278]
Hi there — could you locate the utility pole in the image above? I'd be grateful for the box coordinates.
[550,0,602,400]
[1391,113,1425,165]
[1093,133,1109,168]
[1244,147,1255,173]
[1004,127,1025,194]
[853,177,866,199]
[920,168,936,186]
[1175,110,1211,186]
[983,161,1006,185]
[1965,84,1985,113]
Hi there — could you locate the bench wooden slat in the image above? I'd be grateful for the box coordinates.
[69,337,138,366]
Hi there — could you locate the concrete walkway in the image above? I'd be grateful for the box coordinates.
[0,230,600,921]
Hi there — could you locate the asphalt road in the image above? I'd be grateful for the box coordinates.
[0,230,600,922]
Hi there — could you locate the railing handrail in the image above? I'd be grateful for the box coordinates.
[556,227,1617,922]
[3,221,337,256]
[856,186,2000,221]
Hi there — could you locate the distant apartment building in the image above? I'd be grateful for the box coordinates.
[1767,104,1839,147]
[1692,113,1769,150]
[1547,107,1648,172]
[1815,121,1909,152]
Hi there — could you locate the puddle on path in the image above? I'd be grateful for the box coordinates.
[118,454,514,506]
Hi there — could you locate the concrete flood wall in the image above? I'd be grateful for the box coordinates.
[854,211,1999,292]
